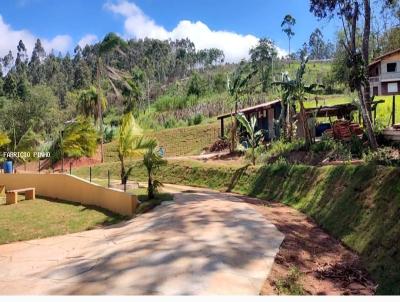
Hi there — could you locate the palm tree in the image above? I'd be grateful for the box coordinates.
[117,112,152,185]
[77,86,106,124]
[281,14,296,62]
[143,142,167,199]
[227,62,257,152]
[236,113,264,165]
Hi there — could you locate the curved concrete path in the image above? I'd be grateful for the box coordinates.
[0,187,284,295]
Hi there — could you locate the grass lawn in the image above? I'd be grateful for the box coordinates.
[0,196,125,245]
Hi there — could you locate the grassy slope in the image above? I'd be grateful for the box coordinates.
[0,197,124,244]
[104,121,221,161]
[74,160,400,294]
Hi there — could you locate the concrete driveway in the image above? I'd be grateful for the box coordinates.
[0,187,284,295]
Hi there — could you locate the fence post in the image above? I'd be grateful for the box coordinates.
[108,170,110,188]
[124,180,127,192]
[69,162,72,175]
[89,166,92,182]
[38,160,40,173]
[392,95,396,126]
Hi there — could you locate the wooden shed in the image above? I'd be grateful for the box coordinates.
[217,100,282,141]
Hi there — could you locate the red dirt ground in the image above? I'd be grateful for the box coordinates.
[235,195,376,295]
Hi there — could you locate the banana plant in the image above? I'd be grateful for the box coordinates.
[273,57,323,147]
[236,113,264,165]
[227,62,257,152]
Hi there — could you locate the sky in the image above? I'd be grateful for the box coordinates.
[0,0,341,63]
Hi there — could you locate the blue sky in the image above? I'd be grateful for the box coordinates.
[0,0,341,62]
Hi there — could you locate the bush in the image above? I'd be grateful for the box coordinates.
[363,147,399,166]
[275,267,305,295]
[310,135,337,153]
[190,113,203,126]
[264,139,305,159]
[103,125,117,143]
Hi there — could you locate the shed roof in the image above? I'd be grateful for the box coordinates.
[217,99,281,120]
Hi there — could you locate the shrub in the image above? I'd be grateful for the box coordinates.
[192,113,203,125]
[275,267,305,295]
[264,139,305,159]
[362,147,399,166]
[310,136,337,153]
[103,125,117,143]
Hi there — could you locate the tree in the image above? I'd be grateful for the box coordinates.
[117,112,152,185]
[0,131,11,148]
[77,86,106,124]
[16,127,41,161]
[62,117,98,158]
[29,39,46,85]
[236,113,264,165]
[308,28,326,59]
[249,38,277,92]
[281,14,296,61]
[2,51,14,76]
[3,73,17,98]
[187,72,206,97]
[15,40,28,74]
[227,62,257,152]
[143,141,167,199]
[310,0,378,149]
[273,57,321,147]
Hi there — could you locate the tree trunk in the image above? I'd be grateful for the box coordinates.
[120,156,126,185]
[360,0,378,149]
[362,0,372,117]
[148,173,154,200]
[358,88,378,149]
[230,101,238,153]
[97,58,104,163]
[299,100,312,148]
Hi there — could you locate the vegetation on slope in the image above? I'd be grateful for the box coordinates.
[73,160,400,294]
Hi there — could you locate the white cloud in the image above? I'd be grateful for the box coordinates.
[0,14,72,59]
[105,0,287,62]
[78,34,98,48]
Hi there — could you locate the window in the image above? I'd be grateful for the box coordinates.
[388,82,398,93]
[387,63,397,72]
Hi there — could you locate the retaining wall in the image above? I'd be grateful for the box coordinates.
[0,173,137,216]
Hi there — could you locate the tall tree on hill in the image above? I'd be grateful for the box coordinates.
[250,38,277,92]
[281,14,296,62]
[29,39,46,85]
[310,0,378,149]
[308,28,326,59]
[15,40,28,74]
[2,51,14,74]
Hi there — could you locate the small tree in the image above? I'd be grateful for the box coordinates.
[62,117,98,158]
[273,57,322,147]
[236,113,264,165]
[0,131,11,148]
[143,141,167,199]
[117,112,151,185]
[227,62,257,152]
